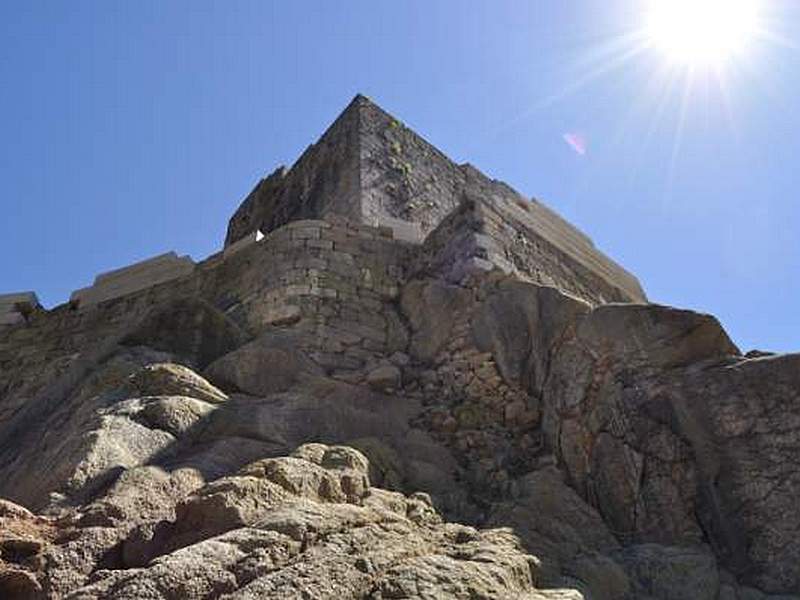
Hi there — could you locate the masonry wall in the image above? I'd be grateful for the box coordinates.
[213,215,413,376]
[0,216,414,423]
[410,192,645,306]
[358,98,467,237]
[70,252,195,308]
[409,198,495,284]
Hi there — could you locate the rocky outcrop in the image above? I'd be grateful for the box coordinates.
[0,443,584,600]
[541,303,800,592]
[1,96,798,599]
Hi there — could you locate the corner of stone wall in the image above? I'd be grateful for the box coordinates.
[408,195,514,286]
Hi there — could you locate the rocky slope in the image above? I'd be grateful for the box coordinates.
[0,96,798,599]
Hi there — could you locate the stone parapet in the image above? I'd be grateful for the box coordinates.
[70,252,195,309]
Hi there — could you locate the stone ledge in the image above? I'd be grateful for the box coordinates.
[70,252,195,309]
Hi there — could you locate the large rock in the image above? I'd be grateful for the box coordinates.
[470,279,590,392]
[122,299,248,369]
[542,300,800,592]
[203,331,323,396]
[401,279,473,363]
[488,467,625,595]
[128,363,228,404]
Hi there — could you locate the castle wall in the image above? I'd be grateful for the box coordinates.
[69,252,195,309]
[411,193,645,306]
[0,217,414,422]
[215,215,412,376]
[474,197,646,304]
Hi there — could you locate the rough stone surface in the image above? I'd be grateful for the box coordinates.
[0,96,798,599]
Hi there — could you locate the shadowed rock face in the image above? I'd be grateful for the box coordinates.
[1,97,798,599]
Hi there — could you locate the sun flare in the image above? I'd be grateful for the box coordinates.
[646,0,761,66]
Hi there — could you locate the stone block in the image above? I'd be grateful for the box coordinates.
[285,284,312,296]
[260,304,302,327]
[332,240,361,255]
[375,215,423,244]
[285,219,330,229]
[366,364,402,391]
[305,239,334,250]
[291,227,321,240]
[70,252,195,308]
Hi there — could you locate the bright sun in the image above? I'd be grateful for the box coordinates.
[646,0,761,66]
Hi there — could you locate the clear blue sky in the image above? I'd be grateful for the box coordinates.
[1,1,798,352]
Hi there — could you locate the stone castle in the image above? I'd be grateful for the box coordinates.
[0,96,797,600]
[1,96,643,337]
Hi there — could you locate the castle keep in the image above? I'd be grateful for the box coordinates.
[224,95,645,305]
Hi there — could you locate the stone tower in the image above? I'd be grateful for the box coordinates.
[225,94,646,305]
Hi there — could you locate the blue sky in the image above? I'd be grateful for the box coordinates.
[1,1,798,352]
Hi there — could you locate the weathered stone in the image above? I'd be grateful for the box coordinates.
[400,279,472,362]
[54,444,573,600]
[204,331,323,396]
[614,544,720,600]
[366,364,401,391]
[0,291,39,327]
[129,363,228,404]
